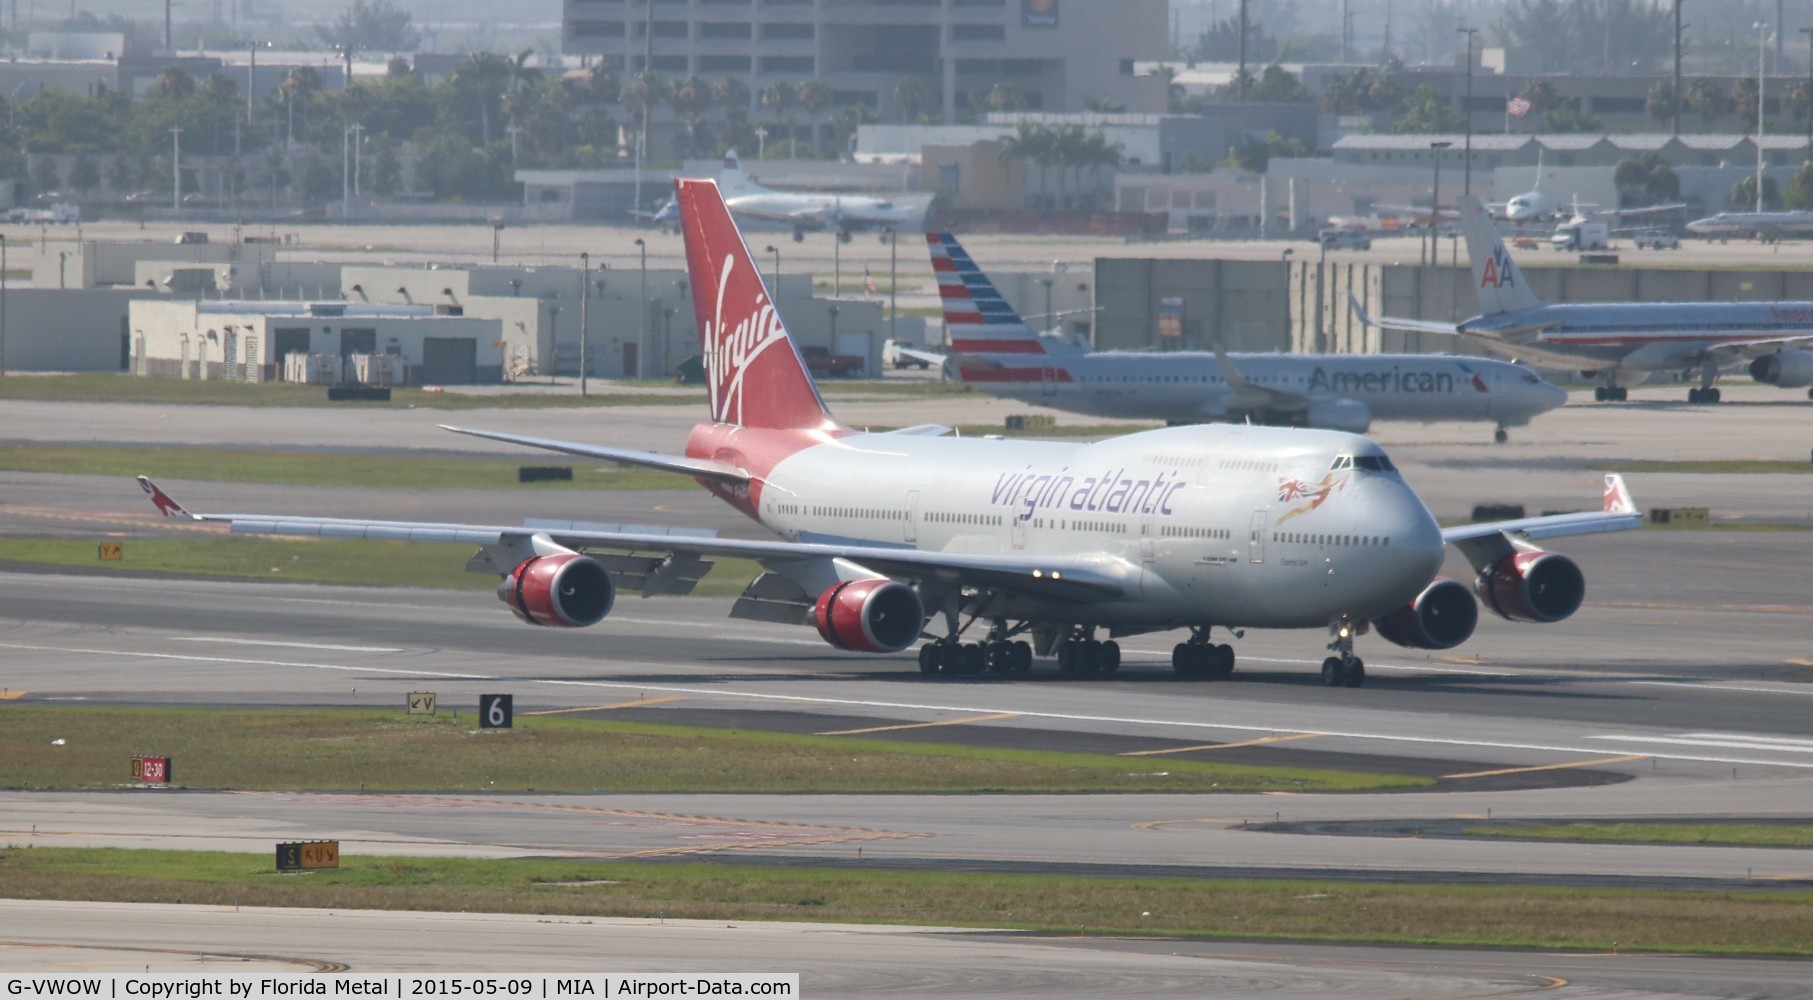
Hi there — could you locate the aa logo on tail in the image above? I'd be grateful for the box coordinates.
[1479,246,1518,289]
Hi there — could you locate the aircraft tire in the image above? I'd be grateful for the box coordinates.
[962,643,986,674]
[919,644,941,675]
[940,642,966,675]
[1212,644,1236,678]
[1321,656,1346,687]
[1171,643,1191,677]
[1343,658,1366,688]
[1100,640,1121,673]
[1011,641,1033,673]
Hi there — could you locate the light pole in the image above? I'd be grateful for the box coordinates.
[1458,27,1478,198]
[763,244,781,294]
[1802,27,1813,161]
[1280,247,1294,344]
[833,231,841,295]
[1427,140,1452,268]
[579,252,590,397]
[170,126,182,212]
[491,222,504,264]
[1,234,7,378]
[634,237,648,380]
[828,304,840,351]
[1673,0,1685,136]
[1757,20,1769,212]
[885,227,898,345]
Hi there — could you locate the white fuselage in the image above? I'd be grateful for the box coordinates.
[961,352,1564,427]
[1470,301,1813,373]
[725,190,918,232]
[750,423,1445,630]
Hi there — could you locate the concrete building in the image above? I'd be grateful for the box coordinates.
[0,289,147,372]
[561,0,1168,125]
[129,300,505,384]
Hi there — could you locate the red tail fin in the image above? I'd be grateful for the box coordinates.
[676,179,839,431]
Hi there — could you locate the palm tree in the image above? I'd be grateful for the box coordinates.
[796,80,833,158]
[668,76,716,158]
[452,52,512,145]
[997,121,1054,207]
[760,80,799,158]
[587,64,621,104]
[619,71,671,164]
[984,83,1026,114]
[894,77,930,124]
[711,77,750,117]
[281,66,323,146]
[152,67,196,101]
[1686,78,1727,129]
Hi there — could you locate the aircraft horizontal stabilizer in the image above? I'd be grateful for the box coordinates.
[438,425,751,483]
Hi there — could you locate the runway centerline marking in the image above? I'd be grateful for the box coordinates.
[1443,755,1645,780]
[9,640,1813,770]
[817,712,1019,736]
[1587,734,1813,753]
[523,696,683,716]
[1120,733,1323,756]
[176,637,405,654]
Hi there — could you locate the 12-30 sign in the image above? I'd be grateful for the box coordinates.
[479,694,513,729]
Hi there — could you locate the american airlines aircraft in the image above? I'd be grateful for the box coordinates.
[137,180,1640,688]
[927,233,1566,443]
[1685,211,1813,240]
[1357,195,1813,404]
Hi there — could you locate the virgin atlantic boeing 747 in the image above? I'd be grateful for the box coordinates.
[138,180,1640,688]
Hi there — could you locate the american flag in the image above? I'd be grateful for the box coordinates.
[1506,96,1532,117]
[863,266,877,295]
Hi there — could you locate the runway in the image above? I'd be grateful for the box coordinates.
[10,900,1808,998]
[5,391,1813,987]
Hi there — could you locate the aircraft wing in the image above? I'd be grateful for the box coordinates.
[136,478,1133,605]
[1593,202,1685,219]
[1347,291,1463,336]
[1442,475,1642,546]
[438,425,751,484]
[1211,345,1301,413]
[893,346,946,367]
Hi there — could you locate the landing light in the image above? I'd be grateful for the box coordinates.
[1032,569,1043,578]
[1052,571,1062,580]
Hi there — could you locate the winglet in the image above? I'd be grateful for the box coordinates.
[1603,474,1636,515]
[137,476,198,520]
[1211,342,1253,389]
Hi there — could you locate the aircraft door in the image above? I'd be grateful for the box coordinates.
[1010,510,1026,550]
[1247,508,1269,564]
[904,489,920,543]
[1041,366,1058,397]
[1139,507,1156,564]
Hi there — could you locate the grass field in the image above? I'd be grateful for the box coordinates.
[1465,822,1813,848]
[0,444,703,491]
[0,373,973,407]
[1601,459,1813,475]
[0,707,1420,794]
[2,848,1808,954]
[0,538,766,597]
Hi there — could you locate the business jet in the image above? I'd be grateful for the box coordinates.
[1355,195,1813,404]
[1685,210,1813,241]
[137,180,1640,688]
[927,232,1566,443]
[714,151,923,244]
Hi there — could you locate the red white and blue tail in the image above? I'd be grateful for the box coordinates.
[676,179,839,432]
[928,233,1059,356]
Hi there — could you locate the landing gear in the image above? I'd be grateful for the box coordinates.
[1687,386,1722,404]
[1322,622,1366,688]
[1593,385,1629,402]
[837,229,853,244]
[1056,627,1120,678]
[918,616,1031,679]
[1170,627,1236,680]
[1493,425,1508,444]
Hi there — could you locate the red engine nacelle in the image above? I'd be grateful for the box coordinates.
[812,579,925,653]
[1475,550,1584,624]
[1373,577,1478,650]
[498,552,615,628]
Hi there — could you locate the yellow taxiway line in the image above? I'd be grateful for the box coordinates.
[816,712,1019,736]
[1444,754,1645,780]
[1120,732,1323,756]
[522,696,683,716]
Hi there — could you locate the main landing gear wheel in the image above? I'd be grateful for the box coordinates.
[1058,637,1115,677]
[1493,426,1508,444]
[1172,642,1235,680]
[1593,386,1629,402]
[919,644,941,674]
[1688,387,1722,404]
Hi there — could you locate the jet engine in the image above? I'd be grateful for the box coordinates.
[1474,550,1584,624]
[1301,398,1372,433]
[498,552,615,628]
[812,579,925,653]
[1373,577,1478,650]
[1749,349,1813,388]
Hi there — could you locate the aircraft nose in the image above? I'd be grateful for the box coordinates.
[1539,380,1568,411]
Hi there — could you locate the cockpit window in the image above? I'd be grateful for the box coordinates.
[1330,454,1353,471]
[1521,373,1542,384]
[1353,455,1396,473]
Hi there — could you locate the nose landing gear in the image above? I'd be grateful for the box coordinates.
[1321,620,1366,687]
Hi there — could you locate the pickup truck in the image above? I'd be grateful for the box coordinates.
[801,345,865,377]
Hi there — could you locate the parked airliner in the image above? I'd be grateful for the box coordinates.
[927,233,1565,443]
[138,180,1640,688]
[1685,210,1813,241]
[1356,195,1813,404]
